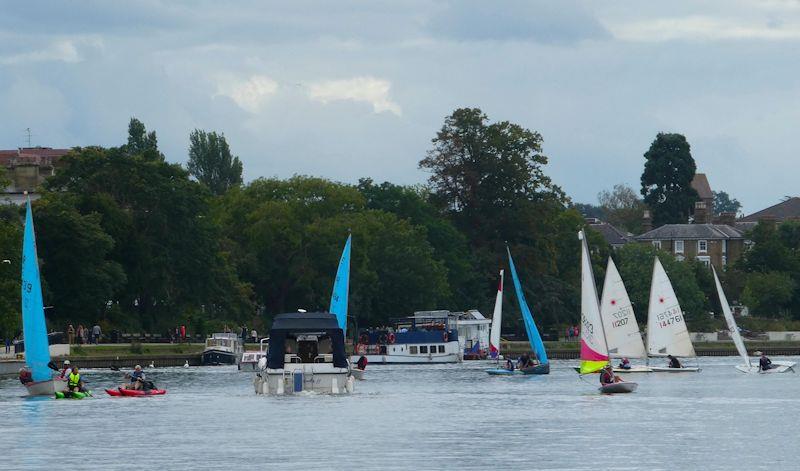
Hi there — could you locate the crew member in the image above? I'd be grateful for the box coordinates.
[67,366,83,392]
[356,355,368,371]
[759,353,773,371]
[600,364,622,385]
[618,358,631,370]
[19,367,33,385]
[667,354,682,369]
[127,364,145,390]
[59,360,71,378]
[505,358,514,371]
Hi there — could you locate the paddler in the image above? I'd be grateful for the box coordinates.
[59,360,71,378]
[599,364,622,386]
[67,366,84,392]
[125,365,146,390]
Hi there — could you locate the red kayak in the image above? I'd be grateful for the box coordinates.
[105,388,167,397]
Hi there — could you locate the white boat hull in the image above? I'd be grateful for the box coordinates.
[613,366,653,373]
[254,366,353,395]
[349,353,460,364]
[599,382,638,394]
[25,377,66,396]
[649,366,701,373]
[735,361,795,374]
[350,368,365,380]
[238,362,259,372]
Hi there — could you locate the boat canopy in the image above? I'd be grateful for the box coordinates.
[267,313,347,369]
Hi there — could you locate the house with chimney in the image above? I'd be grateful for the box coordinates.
[634,173,746,270]
[0,147,71,204]
[739,197,800,230]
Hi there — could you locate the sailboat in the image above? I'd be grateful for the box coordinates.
[485,270,520,375]
[488,248,549,375]
[20,197,64,396]
[578,230,637,393]
[330,234,361,379]
[646,257,700,372]
[712,267,795,374]
[600,257,651,373]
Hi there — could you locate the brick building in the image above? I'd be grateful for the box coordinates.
[0,147,71,204]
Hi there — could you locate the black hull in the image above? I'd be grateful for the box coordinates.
[202,350,238,365]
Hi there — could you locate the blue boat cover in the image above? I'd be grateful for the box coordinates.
[507,248,549,365]
[329,234,351,333]
[21,199,51,382]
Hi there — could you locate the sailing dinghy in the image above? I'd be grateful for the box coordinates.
[712,267,795,374]
[504,248,549,374]
[330,235,364,380]
[600,257,651,373]
[485,270,524,375]
[646,258,700,373]
[577,230,637,393]
[20,197,65,396]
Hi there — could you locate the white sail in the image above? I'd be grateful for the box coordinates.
[646,258,696,357]
[579,230,609,373]
[600,257,646,359]
[488,270,504,358]
[712,266,750,368]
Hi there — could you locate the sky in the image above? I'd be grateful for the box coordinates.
[2,0,799,214]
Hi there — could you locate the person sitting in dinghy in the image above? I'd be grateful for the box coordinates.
[600,365,622,385]
[667,355,682,369]
[356,355,368,371]
[18,367,33,385]
[505,358,515,371]
[759,353,773,371]
[618,358,631,370]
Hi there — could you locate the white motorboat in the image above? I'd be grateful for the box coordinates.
[202,333,244,365]
[239,338,268,372]
[254,312,354,395]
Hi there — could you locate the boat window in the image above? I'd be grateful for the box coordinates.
[420,346,428,354]
[410,346,418,354]
[438,345,445,353]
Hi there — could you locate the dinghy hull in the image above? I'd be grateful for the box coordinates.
[649,366,701,373]
[520,363,550,375]
[350,368,365,380]
[25,378,66,396]
[599,382,637,394]
[485,368,524,375]
[573,365,653,373]
[735,361,795,374]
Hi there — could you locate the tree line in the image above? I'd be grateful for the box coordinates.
[0,110,790,342]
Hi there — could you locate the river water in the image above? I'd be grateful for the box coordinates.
[1,356,798,470]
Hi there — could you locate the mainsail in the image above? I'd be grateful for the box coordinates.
[578,230,609,374]
[21,198,52,382]
[600,257,646,359]
[712,266,749,368]
[507,248,548,365]
[329,234,351,334]
[646,258,696,357]
[488,269,504,359]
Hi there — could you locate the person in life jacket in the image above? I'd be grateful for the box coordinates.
[67,366,83,392]
[667,355,682,369]
[356,355,368,371]
[618,358,631,370]
[600,364,622,386]
[125,365,146,390]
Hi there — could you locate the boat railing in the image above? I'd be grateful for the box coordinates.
[285,354,302,364]
[313,354,333,363]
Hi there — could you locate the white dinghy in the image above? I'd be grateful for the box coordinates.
[646,258,700,373]
[712,267,795,374]
[600,258,651,373]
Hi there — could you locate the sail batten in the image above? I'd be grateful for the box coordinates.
[21,198,52,382]
[646,258,696,357]
[329,234,351,334]
[488,270,504,359]
[578,230,609,374]
[600,257,646,359]
[507,248,548,364]
[713,266,749,367]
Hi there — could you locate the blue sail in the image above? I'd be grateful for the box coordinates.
[507,248,548,364]
[329,234,351,333]
[21,198,51,382]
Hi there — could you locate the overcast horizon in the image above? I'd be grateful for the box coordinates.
[3,1,800,214]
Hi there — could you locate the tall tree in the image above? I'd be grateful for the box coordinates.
[598,183,646,234]
[640,133,698,226]
[187,129,243,195]
[125,117,162,160]
[712,190,742,215]
[0,206,21,340]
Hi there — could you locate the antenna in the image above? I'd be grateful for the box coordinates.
[24,128,32,147]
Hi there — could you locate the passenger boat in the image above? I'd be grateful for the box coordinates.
[201,333,244,365]
[20,197,66,396]
[239,338,268,372]
[351,313,461,364]
[254,312,354,395]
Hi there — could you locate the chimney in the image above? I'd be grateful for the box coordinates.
[694,201,710,224]
[642,210,652,233]
[716,211,736,226]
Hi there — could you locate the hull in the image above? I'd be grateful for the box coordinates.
[520,363,550,375]
[573,365,653,373]
[485,368,524,376]
[202,349,238,365]
[650,366,701,373]
[349,353,460,364]
[55,391,90,399]
[350,368,365,380]
[238,362,260,372]
[25,378,66,396]
[254,368,354,395]
[599,382,638,394]
[736,361,796,374]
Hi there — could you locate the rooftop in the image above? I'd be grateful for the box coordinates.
[587,219,633,246]
[635,223,744,241]
[691,173,713,200]
[741,197,800,222]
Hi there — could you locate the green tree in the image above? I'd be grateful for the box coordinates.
[572,202,605,220]
[125,117,162,161]
[640,133,698,226]
[187,129,243,195]
[742,272,795,318]
[712,191,742,215]
[0,209,21,340]
[598,183,646,234]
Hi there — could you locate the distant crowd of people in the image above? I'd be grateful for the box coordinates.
[565,325,580,340]
[65,323,102,344]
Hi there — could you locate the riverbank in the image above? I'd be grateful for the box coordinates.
[500,340,800,359]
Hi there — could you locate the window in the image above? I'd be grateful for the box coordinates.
[722,256,727,267]
[438,345,445,353]
[722,240,727,254]
[409,346,418,355]
[698,240,708,253]
[652,240,661,249]
[419,346,428,354]
[697,256,711,267]
[674,240,684,254]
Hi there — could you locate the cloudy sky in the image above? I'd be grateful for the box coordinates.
[2,0,799,213]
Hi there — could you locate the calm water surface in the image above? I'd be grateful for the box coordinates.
[2,356,798,470]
